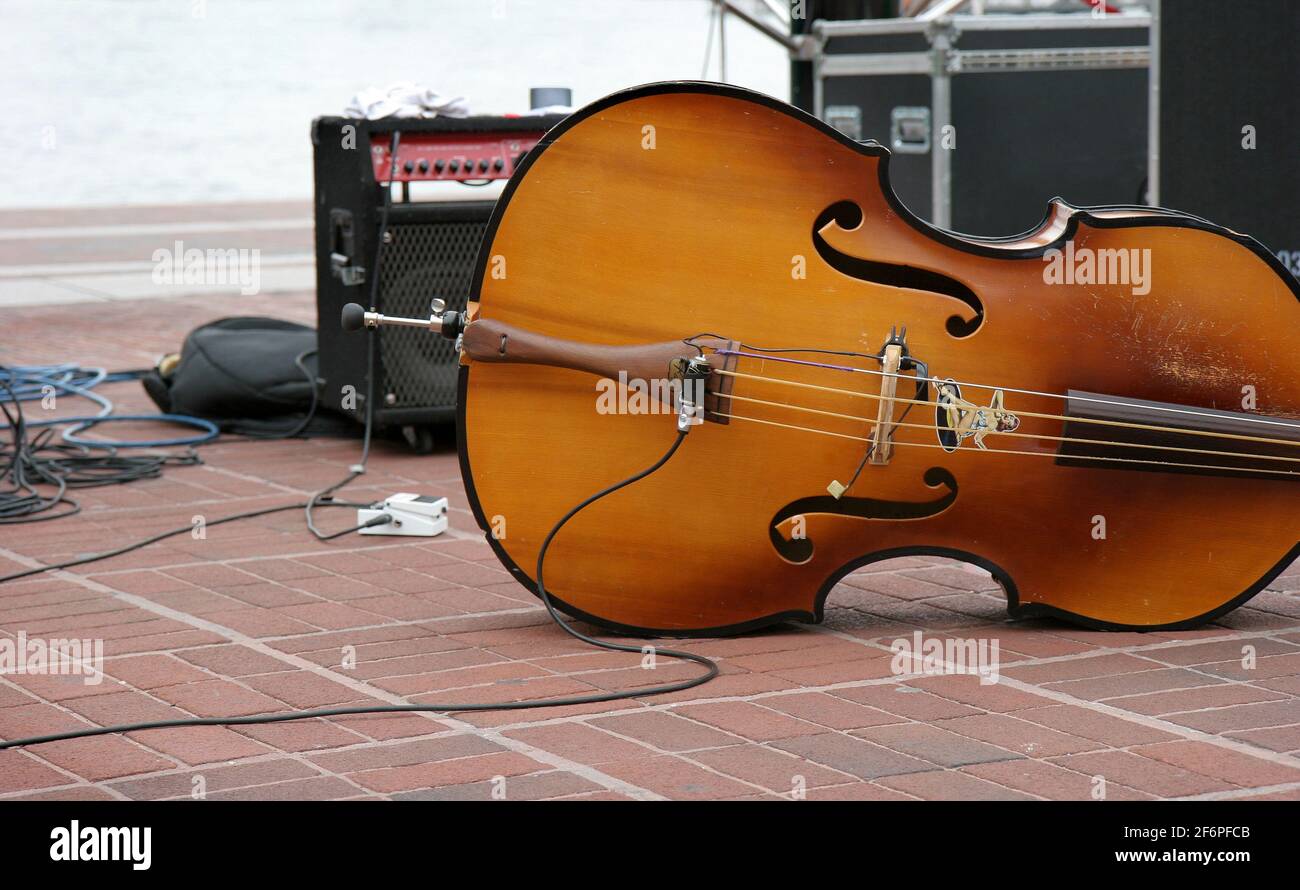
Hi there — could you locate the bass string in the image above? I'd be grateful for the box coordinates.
[720,392,1300,466]
[710,368,1300,451]
[710,410,1300,479]
[713,347,1300,435]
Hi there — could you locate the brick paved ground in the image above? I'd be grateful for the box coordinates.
[1,206,1299,801]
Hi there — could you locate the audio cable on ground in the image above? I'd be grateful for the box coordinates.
[0,364,218,450]
[0,502,306,585]
[0,371,206,525]
[0,430,717,751]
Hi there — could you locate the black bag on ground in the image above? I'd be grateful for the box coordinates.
[141,316,352,438]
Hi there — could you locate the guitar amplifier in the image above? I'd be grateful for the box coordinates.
[1154,0,1300,281]
[311,114,565,450]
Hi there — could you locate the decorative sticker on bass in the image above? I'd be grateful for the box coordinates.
[935,380,1021,451]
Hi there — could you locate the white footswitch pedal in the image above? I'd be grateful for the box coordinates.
[358,494,448,537]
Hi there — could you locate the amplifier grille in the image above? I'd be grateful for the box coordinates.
[377,219,487,410]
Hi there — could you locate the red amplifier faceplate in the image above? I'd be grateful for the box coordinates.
[370,131,547,183]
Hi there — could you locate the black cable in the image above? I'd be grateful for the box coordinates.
[532,430,717,686]
[0,499,388,586]
[305,474,378,541]
[0,502,308,584]
[0,372,200,525]
[0,430,717,751]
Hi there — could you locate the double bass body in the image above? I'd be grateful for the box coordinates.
[455,82,1300,634]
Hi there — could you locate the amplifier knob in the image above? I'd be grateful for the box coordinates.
[492,158,504,172]
[478,159,489,173]
[402,160,414,173]
[434,159,446,173]
[417,159,430,173]
[449,160,460,173]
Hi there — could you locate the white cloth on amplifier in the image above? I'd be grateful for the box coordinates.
[344,83,471,120]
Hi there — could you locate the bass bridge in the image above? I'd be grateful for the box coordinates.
[826,326,934,497]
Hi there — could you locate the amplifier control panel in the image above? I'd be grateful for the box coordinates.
[370,132,548,183]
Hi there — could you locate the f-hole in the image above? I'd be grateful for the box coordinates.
[813,201,985,338]
[769,467,959,564]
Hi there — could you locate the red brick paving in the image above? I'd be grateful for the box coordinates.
[1,234,1299,800]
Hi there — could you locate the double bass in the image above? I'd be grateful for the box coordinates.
[349,82,1300,634]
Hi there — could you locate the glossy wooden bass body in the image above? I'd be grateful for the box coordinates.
[454,82,1300,634]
